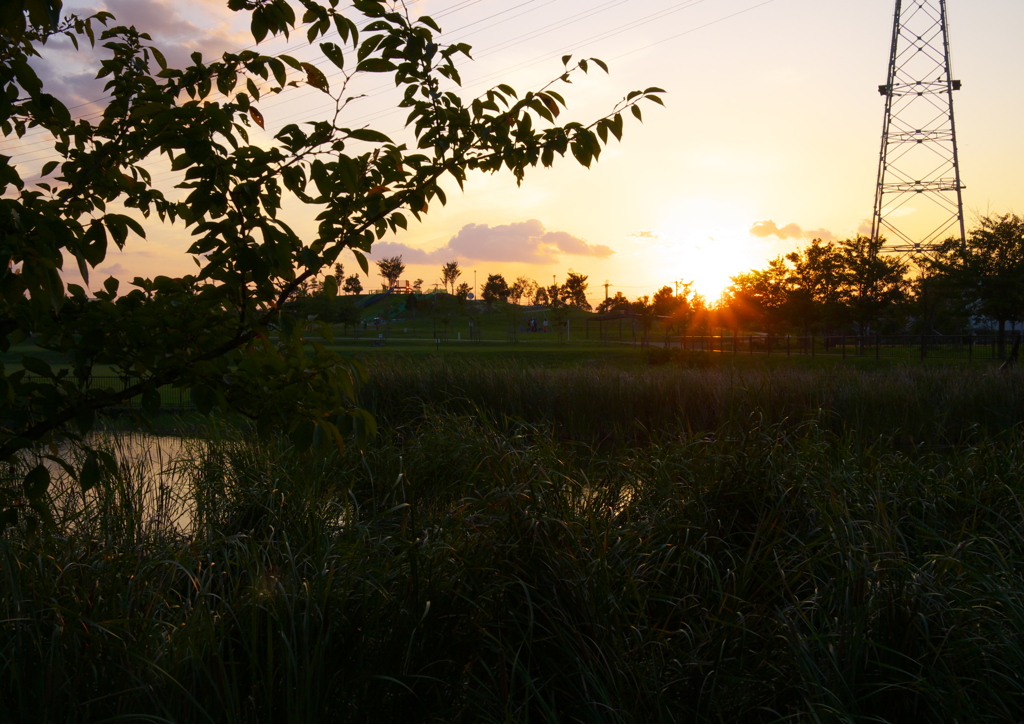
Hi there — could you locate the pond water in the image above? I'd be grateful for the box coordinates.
[43,432,198,533]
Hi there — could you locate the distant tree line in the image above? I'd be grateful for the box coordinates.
[717,214,1024,349]
[305,214,1024,351]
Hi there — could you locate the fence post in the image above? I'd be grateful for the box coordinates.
[920,334,926,360]
[787,335,790,357]
[968,333,973,361]
[876,334,880,360]
[842,335,846,359]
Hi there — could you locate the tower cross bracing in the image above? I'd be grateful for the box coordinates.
[871,0,966,254]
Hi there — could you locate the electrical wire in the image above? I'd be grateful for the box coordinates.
[5,0,781,180]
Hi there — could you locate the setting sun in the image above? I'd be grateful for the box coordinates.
[653,205,766,302]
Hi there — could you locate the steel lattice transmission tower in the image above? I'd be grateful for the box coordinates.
[871,0,966,254]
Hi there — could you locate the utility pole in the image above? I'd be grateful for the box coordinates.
[872,0,966,254]
[603,281,611,301]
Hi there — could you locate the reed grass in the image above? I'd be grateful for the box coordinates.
[362,356,1024,446]
[2,360,1024,722]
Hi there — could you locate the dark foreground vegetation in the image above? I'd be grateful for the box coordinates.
[4,358,1024,722]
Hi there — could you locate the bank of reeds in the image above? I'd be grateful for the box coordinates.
[363,355,1024,445]
[2,361,1024,722]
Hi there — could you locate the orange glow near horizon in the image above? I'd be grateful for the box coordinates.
[653,208,768,304]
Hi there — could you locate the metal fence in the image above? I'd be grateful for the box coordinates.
[638,333,1019,362]
[79,376,194,411]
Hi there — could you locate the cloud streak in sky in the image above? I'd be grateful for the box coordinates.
[750,220,836,242]
[34,0,248,110]
[370,219,613,265]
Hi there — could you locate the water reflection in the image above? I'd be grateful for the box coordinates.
[45,432,196,533]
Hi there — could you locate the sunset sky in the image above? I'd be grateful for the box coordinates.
[6,0,1024,305]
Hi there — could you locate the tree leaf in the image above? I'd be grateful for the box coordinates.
[251,12,269,44]
[23,465,50,501]
[319,419,346,455]
[323,274,338,300]
[190,384,216,415]
[320,41,345,70]
[352,249,369,275]
[347,128,391,143]
[80,451,101,492]
[355,58,396,73]
[540,94,560,118]
[268,57,287,87]
[249,106,265,129]
[21,356,53,378]
[76,405,95,435]
[301,62,329,92]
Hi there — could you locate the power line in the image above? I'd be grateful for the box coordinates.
[250,0,735,138]
[110,0,771,187]
[1,0,735,159]
[5,0,780,183]
[4,0,561,167]
[2,0,446,155]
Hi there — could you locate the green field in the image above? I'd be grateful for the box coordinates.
[2,295,1011,399]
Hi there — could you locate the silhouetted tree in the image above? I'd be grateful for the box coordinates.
[509,276,537,305]
[837,235,908,334]
[377,256,405,290]
[631,295,656,346]
[343,275,363,295]
[482,273,511,303]
[0,0,664,524]
[559,271,591,310]
[651,283,703,346]
[441,260,462,294]
[723,258,792,333]
[787,239,843,335]
[929,213,1024,354]
[651,286,678,318]
[596,291,630,313]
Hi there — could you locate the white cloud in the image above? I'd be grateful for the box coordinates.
[370,219,614,265]
[750,220,836,242]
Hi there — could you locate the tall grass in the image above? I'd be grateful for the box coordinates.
[362,355,1024,445]
[2,361,1024,722]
